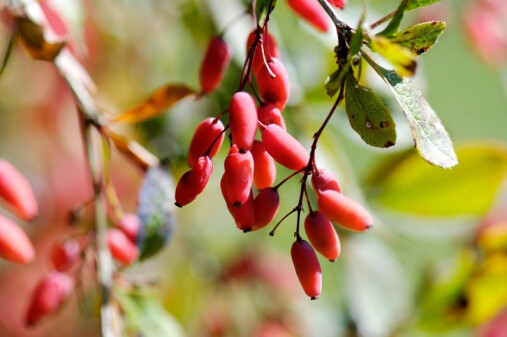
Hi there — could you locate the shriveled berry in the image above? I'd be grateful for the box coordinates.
[253,188,280,230]
[256,58,290,110]
[25,272,73,327]
[175,156,214,207]
[304,211,340,261]
[0,159,38,221]
[224,145,254,206]
[50,238,81,271]
[118,213,139,242]
[328,0,347,9]
[107,229,139,265]
[287,0,330,32]
[0,214,35,264]
[291,239,322,299]
[311,168,341,193]
[199,36,232,93]
[187,118,225,167]
[317,190,372,232]
[246,29,281,75]
[261,124,309,171]
[251,140,276,189]
[229,92,258,151]
[221,175,254,231]
[257,103,286,130]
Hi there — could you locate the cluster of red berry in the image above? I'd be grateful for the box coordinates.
[175,0,372,300]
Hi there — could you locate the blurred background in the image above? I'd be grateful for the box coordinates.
[0,0,506,336]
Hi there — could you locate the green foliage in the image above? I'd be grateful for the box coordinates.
[370,36,417,77]
[370,144,507,216]
[407,0,442,11]
[379,0,410,36]
[390,21,446,55]
[344,72,396,148]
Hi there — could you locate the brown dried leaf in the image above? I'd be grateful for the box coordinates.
[108,132,159,171]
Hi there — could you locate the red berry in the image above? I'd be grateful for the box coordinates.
[0,214,35,264]
[221,175,254,231]
[304,211,341,261]
[25,272,73,327]
[311,168,341,193]
[107,229,139,265]
[246,29,281,75]
[251,140,276,189]
[328,0,347,9]
[50,239,81,271]
[261,124,309,171]
[175,156,214,207]
[253,188,280,230]
[224,145,254,206]
[257,103,286,130]
[256,58,290,110]
[291,239,322,299]
[0,159,38,221]
[199,36,232,93]
[187,118,225,167]
[317,190,372,232]
[287,0,330,32]
[229,92,258,151]
[118,213,139,242]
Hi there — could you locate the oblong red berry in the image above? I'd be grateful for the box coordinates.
[50,238,81,271]
[107,229,139,265]
[317,190,372,232]
[328,0,347,9]
[221,175,254,231]
[287,0,330,32]
[175,156,214,207]
[187,118,225,167]
[256,58,290,110]
[0,214,35,264]
[25,272,73,327]
[224,145,254,206]
[311,168,341,193]
[304,211,341,261]
[229,92,258,151]
[251,140,276,189]
[291,239,322,299]
[253,188,279,230]
[261,124,309,171]
[246,29,281,75]
[117,213,140,242]
[199,36,232,93]
[257,103,286,130]
[0,159,38,221]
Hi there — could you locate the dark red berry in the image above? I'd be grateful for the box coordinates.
[256,58,290,110]
[291,239,322,299]
[246,29,281,75]
[311,168,341,194]
[199,36,232,93]
[257,103,286,130]
[175,156,214,207]
[224,145,254,206]
[253,188,280,230]
[229,92,258,151]
[220,174,254,231]
[51,238,81,271]
[304,211,340,261]
[261,124,309,171]
[187,118,225,167]
[287,0,330,32]
[251,140,276,189]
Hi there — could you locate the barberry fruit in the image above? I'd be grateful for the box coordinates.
[229,91,258,151]
[51,238,81,271]
[187,118,225,167]
[317,190,372,232]
[175,155,214,207]
[291,239,322,299]
[311,168,341,193]
[328,0,347,9]
[221,175,254,231]
[256,58,290,110]
[287,0,330,32]
[117,213,140,242]
[107,229,139,265]
[257,103,286,130]
[199,36,231,93]
[246,29,281,75]
[0,214,35,264]
[253,188,280,230]
[304,211,341,261]
[0,159,38,221]
[261,124,309,171]
[251,140,276,189]
[224,145,254,206]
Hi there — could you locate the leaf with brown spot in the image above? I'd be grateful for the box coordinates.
[370,36,417,77]
[113,84,197,124]
[390,21,445,55]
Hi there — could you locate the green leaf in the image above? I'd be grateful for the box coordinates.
[137,165,177,260]
[390,21,446,55]
[379,0,410,36]
[349,5,366,56]
[256,0,278,25]
[325,65,349,97]
[406,0,442,11]
[365,57,457,168]
[371,143,507,216]
[0,30,14,76]
[370,36,417,77]
[345,72,396,148]
[115,288,185,337]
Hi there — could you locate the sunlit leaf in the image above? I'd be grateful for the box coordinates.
[16,17,65,61]
[379,0,410,36]
[113,84,196,124]
[365,58,457,168]
[108,131,159,171]
[257,0,279,25]
[406,0,442,11]
[371,143,507,216]
[137,165,177,260]
[0,30,14,76]
[390,21,446,55]
[345,72,396,148]
[370,36,417,77]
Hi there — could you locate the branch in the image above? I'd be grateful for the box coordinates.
[316,0,351,33]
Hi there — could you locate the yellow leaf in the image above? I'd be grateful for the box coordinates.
[16,17,65,61]
[113,84,196,124]
[108,131,159,170]
[370,36,417,77]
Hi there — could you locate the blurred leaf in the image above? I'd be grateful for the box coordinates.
[256,0,278,25]
[108,131,159,171]
[325,66,348,97]
[370,36,417,77]
[406,0,442,11]
[478,222,507,253]
[366,58,457,168]
[379,0,410,36]
[390,21,446,55]
[137,165,177,260]
[115,288,185,337]
[349,7,366,56]
[113,84,196,124]
[0,30,14,76]
[371,143,507,216]
[344,72,396,148]
[16,17,65,61]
